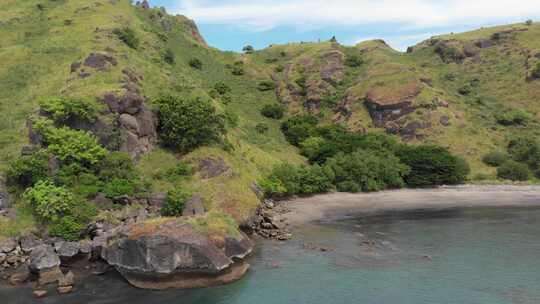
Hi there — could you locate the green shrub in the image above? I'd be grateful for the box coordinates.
[102,178,136,199]
[435,43,464,63]
[495,108,533,126]
[397,145,469,186]
[274,65,284,73]
[163,162,192,182]
[39,97,99,123]
[7,150,50,187]
[497,160,530,181]
[42,126,107,166]
[507,136,540,170]
[161,189,189,216]
[257,81,276,92]
[163,49,175,64]
[232,66,244,76]
[23,180,75,222]
[325,150,409,192]
[97,152,136,182]
[261,104,284,119]
[295,77,307,96]
[281,115,318,146]
[155,95,226,153]
[255,123,269,134]
[189,58,202,69]
[526,19,533,26]
[71,172,103,198]
[482,151,509,167]
[261,164,334,198]
[49,216,84,241]
[458,85,472,95]
[214,82,231,95]
[531,62,540,79]
[345,55,363,67]
[113,27,139,49]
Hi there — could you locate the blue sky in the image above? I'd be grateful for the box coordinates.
[148,0,540,52]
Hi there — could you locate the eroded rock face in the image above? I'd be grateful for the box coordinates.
[364,83,422,126]
[320,50,345,85]
[101,220,253,290]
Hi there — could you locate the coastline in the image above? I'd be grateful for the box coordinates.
[276,185,540,226]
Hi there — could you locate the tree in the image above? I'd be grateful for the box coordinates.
[325,150,409,192]
[243,45,254,54]
[280,115,318,146]
[497,160,530,181]
[397,145,469,186]
[23,180,75,222]
[7,150,50,188]
[155,95,225,153]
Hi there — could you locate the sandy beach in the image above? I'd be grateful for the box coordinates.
[277,185,540,226]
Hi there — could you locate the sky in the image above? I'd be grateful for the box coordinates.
[148,0,540,52]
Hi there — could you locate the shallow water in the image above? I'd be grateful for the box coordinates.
[3,207,540,304]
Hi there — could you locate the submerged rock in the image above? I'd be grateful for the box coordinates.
[101,219,253,290]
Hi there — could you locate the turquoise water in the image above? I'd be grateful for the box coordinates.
[3,207,540,304]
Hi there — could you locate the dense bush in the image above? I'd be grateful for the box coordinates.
[49,216,84,241]
[161,189,190,216]
[345,55,363,67]
[161,162,192,182]
[102,178,137,199]
[497,160,530,181]
[482,151,509,167]
[260,164,334,198]
[397,145,469,186]
[189,58,202,70]
[280,115,318,145]
[163,49,175,64]
[507,136,540,170]
[261,104,284,119]
[325,150,409,192]
[257,81,276,92]
[97,152,137,182]
[23,180,75,222]
[7,150,50,187]
[495,108,532,126]
[39,97,99,123]
[214,82,231,95]
[41,126,107,166]
[155,95,225,153]
[113,27,139,49]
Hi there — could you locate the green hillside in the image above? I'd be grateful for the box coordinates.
[1,0,540,240]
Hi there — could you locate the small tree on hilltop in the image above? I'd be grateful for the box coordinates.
[243,45,254,54]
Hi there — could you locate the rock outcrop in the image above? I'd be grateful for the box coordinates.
[364,83,422,127]
[101,219,253,290]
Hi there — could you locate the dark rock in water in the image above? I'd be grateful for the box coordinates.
[8,265,30,285]
[101,219,253,290]
[33,290,48,298]
[182,195,205,216]
[58,270,74,287]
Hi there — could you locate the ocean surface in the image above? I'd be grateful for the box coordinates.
[3,206,540,304]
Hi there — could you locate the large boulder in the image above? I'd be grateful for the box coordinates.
[364,82,422,127]
[29,245,63,285]
[101,219,253,290]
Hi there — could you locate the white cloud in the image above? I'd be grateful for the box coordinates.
[173,0,540,31]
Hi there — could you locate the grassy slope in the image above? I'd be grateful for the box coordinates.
[1,1,539,238]
[0,0,303,238]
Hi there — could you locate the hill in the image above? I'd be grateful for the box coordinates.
[1,0,540,258]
